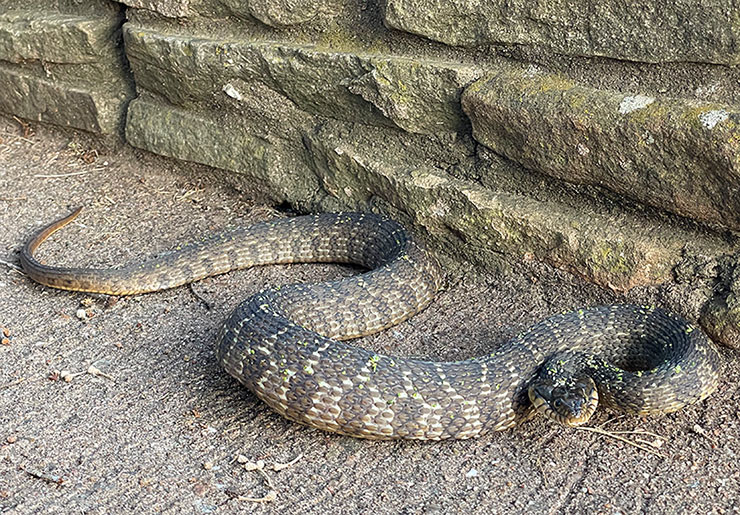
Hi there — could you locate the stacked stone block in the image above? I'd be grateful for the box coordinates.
[0,1,132,134]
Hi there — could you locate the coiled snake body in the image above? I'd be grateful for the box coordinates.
[21,209,720,439]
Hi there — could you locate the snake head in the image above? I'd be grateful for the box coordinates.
[528,376,599,427]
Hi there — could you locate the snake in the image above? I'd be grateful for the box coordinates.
[21,208,721,440]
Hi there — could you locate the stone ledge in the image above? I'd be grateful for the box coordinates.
[303,123,733,291]
[119,0,190,18]
[125,96,733,291]
[126,97,272,179]
[383,0,740,64]
[124,26,480,134]
[0,66,127,134]
[125,96,318,201]
[462,69,740,231]
[701,260,740,349]
[0,11,121,64]
[225,0,343,27]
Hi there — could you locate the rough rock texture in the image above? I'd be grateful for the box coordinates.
[124,27,480,134]
[461,68,740,232]
[125,84,732,292]
[230,0,343,27]
[125,95,315,204]
[383,0,740,64]
[118,0,189,18]
[702,258,740,349]
[0,2,133,134]
[302,122,731,291]
[0,67,125,134]
[0,12,118,64]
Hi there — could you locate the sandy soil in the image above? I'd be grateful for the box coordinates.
[1,115,738,514]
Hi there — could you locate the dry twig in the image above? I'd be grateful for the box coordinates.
[34,170,91,179]
[575,426,668,458]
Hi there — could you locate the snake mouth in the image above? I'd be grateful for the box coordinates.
[528,379,599,427]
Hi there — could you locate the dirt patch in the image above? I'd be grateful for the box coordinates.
[1,116,738,513]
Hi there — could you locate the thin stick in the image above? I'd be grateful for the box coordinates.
[605,429,665,439]
[598,415,627,428]
[23,468,64,486]
[0,378,25,391]
[575,426,668,459]
[189,284,213,310]
[0,258,25,274]
[34,170,90,179]
[237,490,277,503]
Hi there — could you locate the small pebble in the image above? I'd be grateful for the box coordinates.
[465,468,479,478]
[244,460,265,471]
[76,309,87,320]
[7,435,17,444]
[203,462,214,470]
[651,438,664,448]
[1,338,9,346]
[236,454,248,464]
[2,327,9,337]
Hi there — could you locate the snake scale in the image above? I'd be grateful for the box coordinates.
[21,208,720,439]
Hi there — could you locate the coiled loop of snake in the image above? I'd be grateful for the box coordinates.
[22,209,720,439]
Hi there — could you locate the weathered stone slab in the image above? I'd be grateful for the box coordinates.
[0,12,120,64]
[0,3,132,135]
[126,97,271,181]
[221,0,342,27]
[702,260,740,349]
[118,0,189,18]
[462,69,740,231]
[126,82,737,300]
[302,123,731,291]
[2,0,117,15]
[125,96,318,201]
[127,95,732,289]
[124,27,479,134]
[0,66,126,134]
[384,0,740,64]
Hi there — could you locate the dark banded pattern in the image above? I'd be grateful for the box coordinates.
[21,209,721,439]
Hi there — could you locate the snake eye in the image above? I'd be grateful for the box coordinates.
[553,399,563,408]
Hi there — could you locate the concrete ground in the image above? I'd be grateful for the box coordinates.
[1,115,738,514]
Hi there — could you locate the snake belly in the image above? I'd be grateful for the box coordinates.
[22,210,721,440]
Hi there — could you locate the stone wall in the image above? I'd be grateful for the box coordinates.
[0,1,131,134]
[2,0,739,346]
